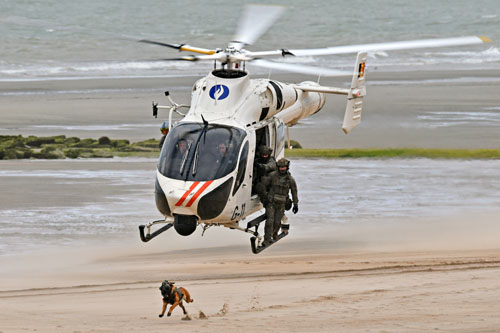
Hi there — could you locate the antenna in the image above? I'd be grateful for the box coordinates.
[201,114,208,126]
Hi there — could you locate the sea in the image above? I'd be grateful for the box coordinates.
[1,0,499,81]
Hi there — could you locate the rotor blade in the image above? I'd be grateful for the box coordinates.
[232,4,285,48]
[158,53,225,62]
[139,39,217,55]
[287,36,492,57]
[250,59,351,77]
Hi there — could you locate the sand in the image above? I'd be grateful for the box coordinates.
[1,215,500,332]
[1,70,500,332]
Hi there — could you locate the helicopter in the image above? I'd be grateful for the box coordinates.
[138,5,490,253]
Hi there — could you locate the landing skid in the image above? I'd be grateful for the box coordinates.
[139,219,173,242]
[138,214,289,254]
[243,213,289,254]
[250,231,288,254]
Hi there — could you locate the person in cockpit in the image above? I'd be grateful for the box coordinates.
[177,139,188,156]
[170,138,189,173]
[216,142,228,164]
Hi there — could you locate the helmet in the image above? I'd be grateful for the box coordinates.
[160,121,169,134]
[276,158,290,173]
[257,145,272,157]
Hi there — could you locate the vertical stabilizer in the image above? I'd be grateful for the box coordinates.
[342,52,367,134]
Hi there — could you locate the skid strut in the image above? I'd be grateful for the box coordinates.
[139,219,173,242]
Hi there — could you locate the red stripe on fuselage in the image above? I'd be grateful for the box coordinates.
[186,180,214,207]
[175,181,200,206]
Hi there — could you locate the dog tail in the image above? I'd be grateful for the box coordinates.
[180,287,194,303]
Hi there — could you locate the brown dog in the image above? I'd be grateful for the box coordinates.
[159,280,194,318]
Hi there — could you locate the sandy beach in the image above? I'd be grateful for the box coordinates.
[2,0,500,330]
[1,218,500,333]
[1,69,500,332]
[0,157,499,332]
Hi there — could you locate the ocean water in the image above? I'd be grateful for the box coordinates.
[0,0,499,80]
[0,158,499,256]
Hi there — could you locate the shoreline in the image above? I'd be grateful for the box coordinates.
[1,69,500,149]
[2,134,500,160]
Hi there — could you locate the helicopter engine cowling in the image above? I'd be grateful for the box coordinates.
[274,81,326,125]
[259,81,298,120]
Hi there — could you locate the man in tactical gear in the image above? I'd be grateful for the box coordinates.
[254,145,276,179]
[253,145,276,202]
[262,158,298,246]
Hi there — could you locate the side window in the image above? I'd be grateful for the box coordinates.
[233,141,249,196]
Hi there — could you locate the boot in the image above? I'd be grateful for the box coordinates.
[262,237,273,247]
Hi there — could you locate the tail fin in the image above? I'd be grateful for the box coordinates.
[342,51,367,134]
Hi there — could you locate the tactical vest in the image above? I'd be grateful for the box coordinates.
[270,173,291,204]
[174,287,184,301]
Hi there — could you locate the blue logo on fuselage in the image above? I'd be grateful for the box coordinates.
[209,85,230,100]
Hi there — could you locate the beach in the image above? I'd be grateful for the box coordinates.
[1,219,500,332]
[2,0,500,330]
[1,69,500,148]
[1,155,500,332]
[2,60,500,333]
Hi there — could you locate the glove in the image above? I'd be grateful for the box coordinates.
[292,204,298,214]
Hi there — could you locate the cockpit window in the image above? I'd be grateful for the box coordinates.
[158,122,246,181]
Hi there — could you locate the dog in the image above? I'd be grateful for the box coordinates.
[159,280,194,318]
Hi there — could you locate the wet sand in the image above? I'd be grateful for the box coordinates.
[1,69,500,148]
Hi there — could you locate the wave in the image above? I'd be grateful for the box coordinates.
[1,47,499,81]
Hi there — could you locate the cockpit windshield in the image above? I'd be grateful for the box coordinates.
[158,122,246,181]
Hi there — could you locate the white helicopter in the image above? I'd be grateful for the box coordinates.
[138,5,490,253]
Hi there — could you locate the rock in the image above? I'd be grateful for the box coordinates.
[98,136,112,145]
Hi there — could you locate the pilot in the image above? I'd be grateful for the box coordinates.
[171,138,189,174]
[177,138,188,155]
[216,142,228,162]
[262,158,298,246]
[159,121,169,149]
